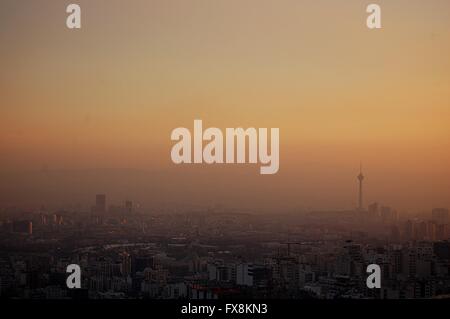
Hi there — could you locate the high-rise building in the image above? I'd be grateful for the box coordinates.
[95,194,106,213]
[236,263,253,287]
[403,220,414,241]
[380,206,397,224]
[435,224,448,241]
[417,221,428,240]
[125,200,133,214]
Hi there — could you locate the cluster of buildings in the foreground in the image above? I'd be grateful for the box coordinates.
[0,201,449,299]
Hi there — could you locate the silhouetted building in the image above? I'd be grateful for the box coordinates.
[125,200,133,214]
[94,194,106,214]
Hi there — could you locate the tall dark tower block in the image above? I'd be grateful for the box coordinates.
[95,194,106,213]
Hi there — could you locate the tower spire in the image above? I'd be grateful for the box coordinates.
[357,163,364,211]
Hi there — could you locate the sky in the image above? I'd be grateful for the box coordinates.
[0,0,449,213]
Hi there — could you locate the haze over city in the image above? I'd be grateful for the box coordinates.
[1,0,449,212]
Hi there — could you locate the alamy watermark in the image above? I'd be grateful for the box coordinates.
[65,3,382,30]
[170,120,279,175]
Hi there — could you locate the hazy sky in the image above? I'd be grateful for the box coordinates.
[0,0,449,212]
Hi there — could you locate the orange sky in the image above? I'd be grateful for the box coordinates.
[0,0,449,212]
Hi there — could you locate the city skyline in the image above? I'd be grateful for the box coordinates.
[0,163,447,214]
[1,191,449,300]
